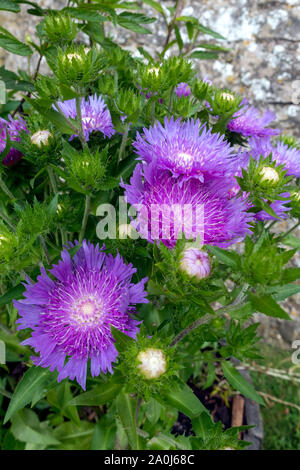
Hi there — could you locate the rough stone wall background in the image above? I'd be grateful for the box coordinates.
[1,0,300,135]
[1,0,300,346]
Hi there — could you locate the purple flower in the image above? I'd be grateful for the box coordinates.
[255,193,291,221]
[240,137,300,178]
[55,94,115,141]
[175,82,191,98]
[14,241,148,389]
[133,117,236,182]
[0,115,28,166]
[227,103,279,138]
[121,164,252,249]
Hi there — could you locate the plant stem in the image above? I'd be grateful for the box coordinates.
[278,221,300,241]
[118,123,130,161]
[39,235,51,265]
[47,166,58,194]
[0,210,16,230]
[169,286,249,348]
[0,175,15,200]
[151,101,155,125]
[76,96,88,150]
[79,195,91,243]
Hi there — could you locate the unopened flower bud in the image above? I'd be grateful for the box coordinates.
[180,247,211,280]
[147,67,160,76]
[260,166,279,183]
[221,92,235,101]
[64,52,83,62]
[31,130,53,148]
[137,348,167,379]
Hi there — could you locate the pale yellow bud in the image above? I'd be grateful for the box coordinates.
[31,130,53,148]
[260,166,279,183]
[137,348,167,379]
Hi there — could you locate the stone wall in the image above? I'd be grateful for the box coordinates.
[1,0,300,135]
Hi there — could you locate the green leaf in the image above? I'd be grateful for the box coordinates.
[174,24,183,51]
[197,23,226,40]
[271,284,300,301]
[11,409,60,446]
[116,392,141,450]
[194,43,230,52]
[0,1,20,12]
[65,7,107,23]
[222,361,265,405]
[188,50,219,60]
[0,284,25,306]
[283,234,300,249]
[142,0,164,14]
[145,397,162,424]
[162,384,208,419]
[111,325,134,353]
[0,34,32,56]
[4,367,58,424]
[91,415,116,450]
[205,244,240,269]
[147,432,191,450]
[248,292,290,320]
[70,382,121,406]
[281,268,300,283]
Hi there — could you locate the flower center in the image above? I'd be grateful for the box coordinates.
[177,152,193,164]
[70,296,103,326]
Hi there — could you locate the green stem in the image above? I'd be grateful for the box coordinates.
[79,195,91,243]
[279,221,300,241]
[76,96,88,150]
[151,101,155,125]
[118,123,130,161]
[47,166,58,194]
[0,210,16,230]
[39,235,51,265]
[0,175,15,200]
[169,286,249,348]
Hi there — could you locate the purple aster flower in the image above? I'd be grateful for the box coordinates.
[240,137,300,178]
[227,103,279,138]
[133,117,236,182]
[175,82,191,98]
[121,164,252,249]
[14,241,148,389]
[55,94,115,142]
[0,115,28,166]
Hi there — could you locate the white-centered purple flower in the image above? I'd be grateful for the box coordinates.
[14,241,148,389]
[121,164,252,249]
[55,94,115,141]
[175,82,191,98]
[0,115,28,166]
[133,117,236,182]
[227,103,279,138]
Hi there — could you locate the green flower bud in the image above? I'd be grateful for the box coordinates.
[54,46,104,87]
[43,12,78,45]
[64,147,107,195]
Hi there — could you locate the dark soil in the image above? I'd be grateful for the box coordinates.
[171,378,233,437]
